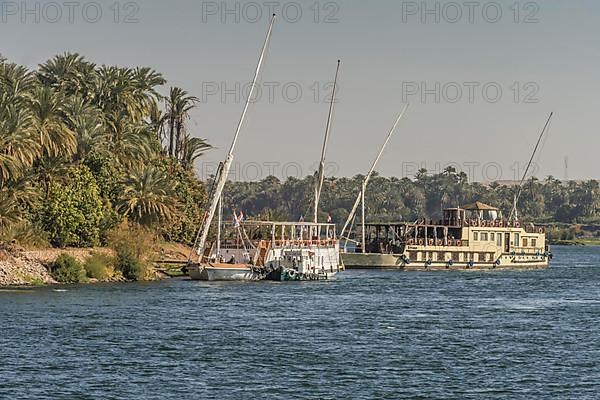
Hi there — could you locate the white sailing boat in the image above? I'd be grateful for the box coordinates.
[188,17,342,281]
[187,15,276,281]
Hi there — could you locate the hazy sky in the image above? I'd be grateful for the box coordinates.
[1,0,598,182]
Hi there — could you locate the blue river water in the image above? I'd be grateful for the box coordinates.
[1,245,599,399]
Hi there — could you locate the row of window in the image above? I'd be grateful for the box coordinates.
[473,231,503,246]
[408,251,495,263]
[472,231,537,247]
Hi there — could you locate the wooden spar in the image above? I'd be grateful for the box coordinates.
[340,103,409,240]
[313,60,341,223]
[509,112,554,222]
[194,15,276,259]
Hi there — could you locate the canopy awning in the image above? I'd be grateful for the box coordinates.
[461,201,499,211]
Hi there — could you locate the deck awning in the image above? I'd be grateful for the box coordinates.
[461,201,498,211]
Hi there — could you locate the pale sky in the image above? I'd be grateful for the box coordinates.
[1,0,598,182]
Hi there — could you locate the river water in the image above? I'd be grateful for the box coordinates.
[1,246,599,399]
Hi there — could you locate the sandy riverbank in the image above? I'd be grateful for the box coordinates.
[0,243,191,287]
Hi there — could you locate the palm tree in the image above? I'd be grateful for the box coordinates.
[61,96,106,160]
[117,164,180,225]
[38,53,98,102]
[30,87,76,159]
[179,134,212,170]
[164,87,198,160]
[0,106,40,176]
[104,112,154,165]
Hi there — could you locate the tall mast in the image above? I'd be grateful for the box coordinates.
[509,112,553,222]
[313,60,341,223]
[216,195,222,260]
[195,15,276,258]
[340,103,409,240]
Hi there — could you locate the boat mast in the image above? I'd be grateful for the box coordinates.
[313,60,341,223]
[361,181,366,252]
[195,15,276,259]
[509,112,554,222]
[216,195,222,260]
[340,103,409,241]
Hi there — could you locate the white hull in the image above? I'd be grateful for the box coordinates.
[188,264,262,281]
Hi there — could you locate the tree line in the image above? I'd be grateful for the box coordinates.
[222,168,600,226]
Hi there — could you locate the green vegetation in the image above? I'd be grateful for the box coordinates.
[83,252,114,280]
[50,253,86,284]
[108,224,155,281]
[0,53,210,253]
[223,168,600,226]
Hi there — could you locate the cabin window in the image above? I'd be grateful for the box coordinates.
[522,238,528,247]
[409,252,417,261]
[473,232,479,241]
[532,238,537,247]
[481,232,488,241]
[496,233,502,246]
[514,233,520,246]
[490,232,495,241]
[438,252,446,262]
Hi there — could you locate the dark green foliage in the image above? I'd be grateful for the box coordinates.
[115,245,145,281]
[39,166,104,247]
[50,253,86,284]
[224,173,600,225]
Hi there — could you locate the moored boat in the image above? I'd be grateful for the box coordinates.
[342,202,551,270]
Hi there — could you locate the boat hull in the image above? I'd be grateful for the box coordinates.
[265,268,336,281]
[188,263,263,281]
[341,252,549,270]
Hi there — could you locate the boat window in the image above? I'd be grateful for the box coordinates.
[531,238,537,247]
[490,232,495,241]
[514,233,520,246]
[473,232,479,241]
[496,233,502,246]
[481,232,488,241]
[522,238,528,247]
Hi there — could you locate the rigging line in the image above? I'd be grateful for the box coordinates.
[512,112,553,215]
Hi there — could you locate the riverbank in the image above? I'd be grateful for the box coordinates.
[0,243,191,287]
